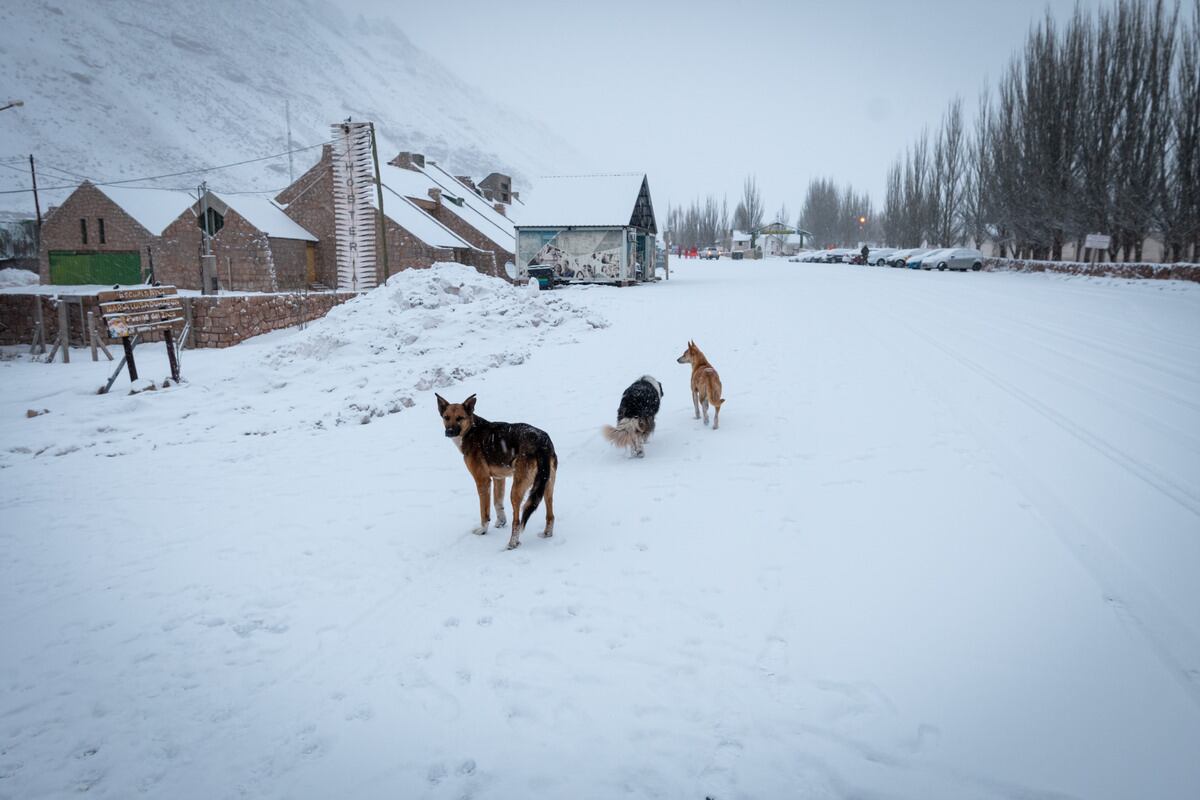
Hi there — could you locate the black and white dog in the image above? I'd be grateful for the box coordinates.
[602,375,664,458]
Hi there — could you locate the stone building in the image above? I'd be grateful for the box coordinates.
[156,191,318,293]
[384,153,518,273]
[478,172,513,204]
[276,147,496,289]
[37,182,195,285]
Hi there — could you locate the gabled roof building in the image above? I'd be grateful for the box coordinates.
[514,173,657,285]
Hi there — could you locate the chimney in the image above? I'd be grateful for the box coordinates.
[428,187,442,205]
[389,152,426,171]
[493,203,507,217]
[457,176,477,192]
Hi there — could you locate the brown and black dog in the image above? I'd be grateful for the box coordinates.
[676,340,725,429]
[436,393,558,550]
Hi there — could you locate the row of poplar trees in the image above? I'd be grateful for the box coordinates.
[882,0,1199,262]
[666,177,767,251]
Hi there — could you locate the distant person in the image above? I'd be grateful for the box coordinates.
[861,244,870,264]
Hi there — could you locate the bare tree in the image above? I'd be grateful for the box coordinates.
[1161,0,1199,261]
[739,175,765,233]
[931,97,967,247]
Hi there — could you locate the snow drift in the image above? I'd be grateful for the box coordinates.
[262,263,608,427]
[0,267,38,288]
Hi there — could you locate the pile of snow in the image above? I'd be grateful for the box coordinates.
[263,263,607,426]
[0,268,38,288]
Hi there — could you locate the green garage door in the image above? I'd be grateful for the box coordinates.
[49,251,141,285]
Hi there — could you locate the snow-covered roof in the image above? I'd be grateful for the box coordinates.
[379,162,516,252]
[422,163,516,251]
[217,194,317,242]
[94,184,197,235]
[517,174,653,231]
[381,188,481,251]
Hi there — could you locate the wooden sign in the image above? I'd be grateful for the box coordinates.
[99,285,183,385]
[1084,233,1111,250]
[100,286,183,339]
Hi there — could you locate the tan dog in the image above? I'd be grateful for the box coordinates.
[676,340,725,429]
[436,394,557,550]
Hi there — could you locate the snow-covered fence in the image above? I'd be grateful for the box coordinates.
[982,257,1200,283]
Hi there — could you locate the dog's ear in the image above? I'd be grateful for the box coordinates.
[463,394,477,415]
[435,393,448,414]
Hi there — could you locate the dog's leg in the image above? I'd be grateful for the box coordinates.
[713,400,721,430]
[472,474,490,535]
[507,462,533,550]
[692,388,701,420]
[701,396,710,426]
[492,477,507,528]
[540,460,556,538]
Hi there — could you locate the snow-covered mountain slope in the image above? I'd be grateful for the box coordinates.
[0,0,580,215]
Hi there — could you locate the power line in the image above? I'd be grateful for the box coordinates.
[0,139,332,196]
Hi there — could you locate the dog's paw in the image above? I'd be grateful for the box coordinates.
[538,530,553,538]
[471,525,489,536]
[494,517,508,529]
[505,538,521,550]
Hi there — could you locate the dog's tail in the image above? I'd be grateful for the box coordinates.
[602,417,643,450]
[521,450,554,528]
[713,397,726,408]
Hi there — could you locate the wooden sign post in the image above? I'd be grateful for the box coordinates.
[98,286,184,388]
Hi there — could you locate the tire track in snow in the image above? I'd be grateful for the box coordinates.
[887,285,1200,452]
[863,294,1200,709]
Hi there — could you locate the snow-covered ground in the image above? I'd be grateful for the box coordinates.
[2,260,1198,799]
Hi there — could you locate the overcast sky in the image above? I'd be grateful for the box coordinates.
[339,0,1106,220]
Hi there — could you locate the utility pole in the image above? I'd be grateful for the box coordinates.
[199,181,217,294]
[29,155,42,269]
[368,122,390,282]
[29,155,41,226]
[285,99,294,185]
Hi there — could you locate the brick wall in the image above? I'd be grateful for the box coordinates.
[38,182,156,283]
[0,290,355,349]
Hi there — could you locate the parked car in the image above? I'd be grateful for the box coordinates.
[916,248,955,271]
[822,248,856,263]
[887,247,925,267]
[700,245,720,260]
[906,249,941,270]
[867,247,897,266]
[899,248,942,269]
[928,247,985,271]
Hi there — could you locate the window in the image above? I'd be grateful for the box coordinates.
[80,218,88,244]
[99,218,106,244]
[197,207,225,235]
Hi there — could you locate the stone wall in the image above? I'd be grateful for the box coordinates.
[0,290,355,349]
[38,182,157,283]
[983,257,1200,282]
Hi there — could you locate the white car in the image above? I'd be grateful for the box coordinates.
[865,247,897,266]
[887,247,929,267]
[927,247,985,271]
[916,248,955,270]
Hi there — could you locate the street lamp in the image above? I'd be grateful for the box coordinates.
[0,100,24,112]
